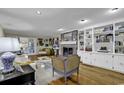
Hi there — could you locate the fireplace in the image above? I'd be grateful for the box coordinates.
[60,44,77,56]
[63,47,73,56]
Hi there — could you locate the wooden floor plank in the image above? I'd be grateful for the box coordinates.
[49,64,124,85]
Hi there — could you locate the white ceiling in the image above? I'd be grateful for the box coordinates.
[0,8,124,37]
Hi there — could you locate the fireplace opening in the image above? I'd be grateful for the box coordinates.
[63,47,73,56]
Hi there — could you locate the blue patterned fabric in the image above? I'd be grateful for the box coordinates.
[0,52,15,73]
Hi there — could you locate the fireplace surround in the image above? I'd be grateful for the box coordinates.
[63,47,73,56]
[60,44,77,56]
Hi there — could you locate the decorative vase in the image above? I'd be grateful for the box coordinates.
[0,52,15,73]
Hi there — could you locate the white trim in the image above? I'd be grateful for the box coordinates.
[60,41,76,45]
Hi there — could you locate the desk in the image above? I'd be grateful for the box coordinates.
[0,65,35,85]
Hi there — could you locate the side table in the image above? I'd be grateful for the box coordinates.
[0,65,35,85]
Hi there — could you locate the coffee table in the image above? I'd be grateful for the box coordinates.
[37,56,52,68]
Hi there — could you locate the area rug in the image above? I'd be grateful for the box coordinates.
[33,62,62,85]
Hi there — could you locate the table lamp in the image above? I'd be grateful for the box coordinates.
[0,37,20,73]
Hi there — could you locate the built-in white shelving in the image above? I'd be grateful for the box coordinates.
[78,20,124,74]
[115,22,124,54]
[94,24,113,53]
[79,31,84,51]
[85,29,92,52]
[78,23,122,54]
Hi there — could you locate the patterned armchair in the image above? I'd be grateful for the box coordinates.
[52,55,80,84]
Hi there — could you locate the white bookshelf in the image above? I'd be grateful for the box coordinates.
[94,24,113,53]
[79,30,84,51]
[77,20,124,74]
[85,29,92,52]
[115,21,124,54]
[78,20,124,54]
[79,24,114,53]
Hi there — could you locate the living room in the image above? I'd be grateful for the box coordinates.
[2,0,124,93]
[1,7,124,86]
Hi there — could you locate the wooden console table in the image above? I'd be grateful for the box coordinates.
[0,65,35,85]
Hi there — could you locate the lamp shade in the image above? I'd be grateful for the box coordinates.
[0,37,20,52]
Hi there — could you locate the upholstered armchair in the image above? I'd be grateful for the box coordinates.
[52,55,80,84]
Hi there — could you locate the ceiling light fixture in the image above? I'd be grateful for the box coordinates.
[57,28,64,31]
[79,19,88,24]
[112,8,119,11]
[36,10,41,15]
[110,8,119,13]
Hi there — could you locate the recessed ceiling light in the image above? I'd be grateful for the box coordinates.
[57,28,64,31]
[110,8,119,13]
[79,19,88,24]
[81,19,85,21]
[112,8,119,11]
[36,10,41,15]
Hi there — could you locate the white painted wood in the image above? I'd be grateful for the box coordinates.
[92,27,95,52]
[113,55,119,71]
[113,55,124,73]
[77,50,82,57]
[60,41,76,45]
[93,53,104,67]
[77,20,124,74]
[113,23,115,54]
[0,26,4,37]
[77,50,84,62]
[83,52,92,65]
[102,54,113,69]
[80,51,85,63]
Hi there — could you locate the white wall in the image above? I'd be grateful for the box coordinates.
[0,26,4,70]
[0,26,4,37]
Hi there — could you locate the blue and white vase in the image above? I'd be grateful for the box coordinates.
[0,52,15,73]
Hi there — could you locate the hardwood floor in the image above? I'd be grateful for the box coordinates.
[49,63,124,85]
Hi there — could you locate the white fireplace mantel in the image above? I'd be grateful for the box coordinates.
[60,41,76,45]
[60,41,77,55]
